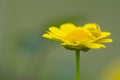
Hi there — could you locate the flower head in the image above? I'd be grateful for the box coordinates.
[42,23,112,51]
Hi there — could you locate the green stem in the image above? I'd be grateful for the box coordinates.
[76,50,80,80]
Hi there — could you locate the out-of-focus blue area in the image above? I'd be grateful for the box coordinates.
[0,0,119,80]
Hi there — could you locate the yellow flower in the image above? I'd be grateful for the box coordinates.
[42,23,112,51]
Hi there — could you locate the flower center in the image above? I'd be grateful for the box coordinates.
[64,29,92,44]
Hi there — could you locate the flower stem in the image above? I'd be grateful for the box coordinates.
[76,50,80,80]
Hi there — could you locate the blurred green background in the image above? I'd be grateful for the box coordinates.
[0,0,119,80]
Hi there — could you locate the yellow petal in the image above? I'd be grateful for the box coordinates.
[101,32,111,37]
[95,39,113,43]
[43,34,52,39]
[42,33,64,42]
[97,32,111,40]
[49,27,65,37]
[60,23,76,33]
[61,42,79,46]
[85,43,106,49]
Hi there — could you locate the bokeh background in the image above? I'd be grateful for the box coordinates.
[0,0,119,80]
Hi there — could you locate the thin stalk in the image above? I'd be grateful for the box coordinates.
[76,50,80,80]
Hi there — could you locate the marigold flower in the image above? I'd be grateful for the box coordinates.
[42,23,112,51]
